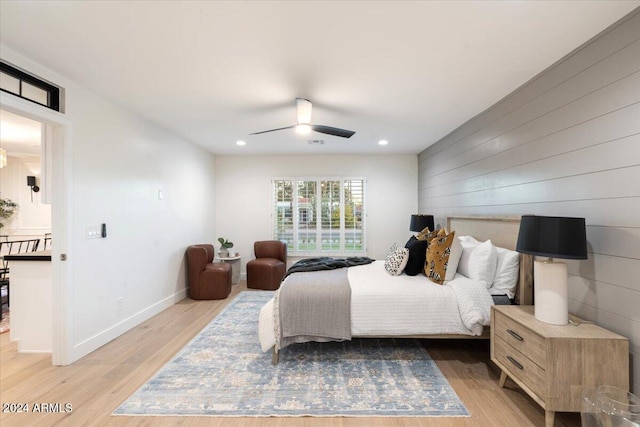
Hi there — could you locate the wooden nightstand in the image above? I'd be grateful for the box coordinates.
[491,305,629,427]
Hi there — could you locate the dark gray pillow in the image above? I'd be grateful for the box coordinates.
[404,236,428,276]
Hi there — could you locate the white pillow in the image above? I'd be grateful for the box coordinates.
[457,240,479,278]
[444,236,463,282]
[458,239,498,288]
[384,244,409,276]
[458,235,479,245]
[491,247,520,298]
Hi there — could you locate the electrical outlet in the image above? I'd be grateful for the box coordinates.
[117,297,124,311]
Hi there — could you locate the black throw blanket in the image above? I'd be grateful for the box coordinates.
[284,256,375,279]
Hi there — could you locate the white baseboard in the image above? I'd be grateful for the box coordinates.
[68,288,187,363]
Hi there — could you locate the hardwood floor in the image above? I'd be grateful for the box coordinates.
[0,282,580,426]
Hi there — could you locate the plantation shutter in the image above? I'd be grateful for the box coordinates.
[272,177,366,255]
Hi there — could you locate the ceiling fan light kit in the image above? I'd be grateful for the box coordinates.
[296,98,312,124]
[295,124,311,135]
[251,98,355,139]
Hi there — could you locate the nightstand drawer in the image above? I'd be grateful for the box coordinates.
[494,310,546,368]
[494,336,545,399]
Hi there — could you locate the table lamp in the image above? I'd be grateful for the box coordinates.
[410,214,434,233]
[516,215,587,325]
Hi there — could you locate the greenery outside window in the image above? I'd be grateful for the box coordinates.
[273,177,366,255]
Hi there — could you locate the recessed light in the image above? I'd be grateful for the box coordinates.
[236,140,246,146]
[378,140,389,146]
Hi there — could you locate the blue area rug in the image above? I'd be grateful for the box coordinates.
[114,291,469,417]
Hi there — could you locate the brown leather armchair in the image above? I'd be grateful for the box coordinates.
[246,240,287,290]
[186,244,231,300]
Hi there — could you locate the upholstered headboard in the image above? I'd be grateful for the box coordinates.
[446,215,533,305]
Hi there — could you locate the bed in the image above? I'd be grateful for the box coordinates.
[258,215,533,363]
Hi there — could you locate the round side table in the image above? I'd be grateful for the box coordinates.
[216,255,241,285]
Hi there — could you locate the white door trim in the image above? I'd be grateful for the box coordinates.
[1,92,74,365]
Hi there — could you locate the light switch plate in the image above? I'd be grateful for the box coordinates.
[85,225,101,239]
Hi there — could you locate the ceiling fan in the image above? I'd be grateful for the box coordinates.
[250,98,355,139]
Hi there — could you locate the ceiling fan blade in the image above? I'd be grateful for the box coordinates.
[296,98,312,124]
[311,125,356,139]
[249,125,295,135]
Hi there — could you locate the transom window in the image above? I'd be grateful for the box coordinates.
[0,61,61,111]
[272,177,366,255]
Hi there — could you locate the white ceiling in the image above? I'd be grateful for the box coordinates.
[1,1,638,155]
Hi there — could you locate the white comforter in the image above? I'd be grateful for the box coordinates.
[259,260,494,352]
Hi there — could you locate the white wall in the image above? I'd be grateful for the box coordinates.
[0,155,51,238]
[1,46,216,362]
[418,10,640,392]
[215,154,417,274]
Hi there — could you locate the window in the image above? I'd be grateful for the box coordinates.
[273,177,366,255]
[0,61,61,111]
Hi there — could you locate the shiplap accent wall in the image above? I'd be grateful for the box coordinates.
[418,9,640,393]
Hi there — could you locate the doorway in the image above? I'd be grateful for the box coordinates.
[0,94,73,365]
[0,110,51,238]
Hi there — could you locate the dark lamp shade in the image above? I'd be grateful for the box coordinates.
[410,214,434,232]
[516,215,587,260]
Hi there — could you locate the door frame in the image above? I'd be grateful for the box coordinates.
[1,92,74,365]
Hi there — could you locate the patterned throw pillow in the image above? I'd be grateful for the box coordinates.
[386,243,399,256]
[416,227,438,242]
[384,244,409,276]
[425,229,456,285]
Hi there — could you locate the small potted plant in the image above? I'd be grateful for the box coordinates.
[0,198,19,230]
[217,237,234,258]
